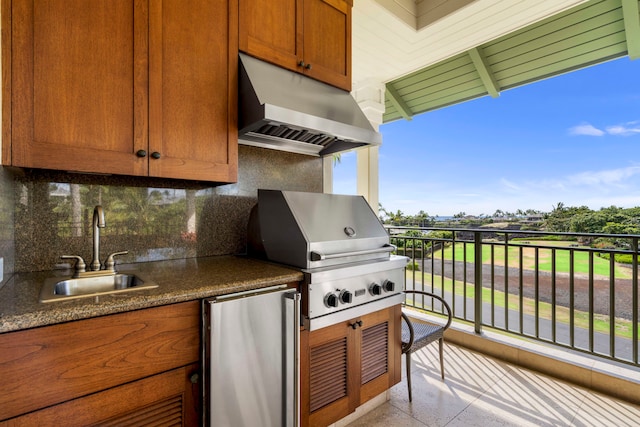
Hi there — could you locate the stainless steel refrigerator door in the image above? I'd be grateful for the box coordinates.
[204,286,300,427]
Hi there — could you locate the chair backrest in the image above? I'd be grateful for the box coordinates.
[401,290,453,352]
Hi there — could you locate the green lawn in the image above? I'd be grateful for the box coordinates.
[406,271,639,340]
[435,240,632,279]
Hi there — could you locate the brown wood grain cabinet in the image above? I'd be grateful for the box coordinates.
[0,301,201,426]
[300,305,402,427]
[239,0,352,91]
[2,0,238,183]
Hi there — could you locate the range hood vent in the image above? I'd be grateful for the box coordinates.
[238,53,382,157]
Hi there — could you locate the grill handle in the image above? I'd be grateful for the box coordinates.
[310,244,396,261]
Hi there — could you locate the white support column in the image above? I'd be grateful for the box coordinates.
[321,78,386,213]
[323,156,333,194]
[354,79,386,214]
[357,145,379,213]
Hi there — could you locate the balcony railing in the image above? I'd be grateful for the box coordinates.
[388,226,640,367]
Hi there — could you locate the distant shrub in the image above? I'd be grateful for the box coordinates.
[597,252,638,265]
[406,261,420,271]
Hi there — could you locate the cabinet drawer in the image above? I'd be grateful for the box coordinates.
[0,301,200,421]
[3,365,200,427]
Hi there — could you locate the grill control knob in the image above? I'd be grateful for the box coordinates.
[324,293,339,308]
[369,283,382,296]
[339,290,353,304]
[382,280,395,292]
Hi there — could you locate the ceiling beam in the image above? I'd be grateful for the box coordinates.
[621,0,640,59]
[468,47,500,97]
[385,84,413,121]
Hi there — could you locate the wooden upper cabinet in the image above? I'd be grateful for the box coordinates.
[239,0,300,71]
[7,0,147,176]
[302,0,352,91]
[3,0,238,183]
[239,0,352,91]
[148,0,237,182]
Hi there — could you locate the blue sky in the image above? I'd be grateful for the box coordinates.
[333,56,640,217]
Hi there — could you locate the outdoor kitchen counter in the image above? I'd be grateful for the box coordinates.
[0,256,303,333]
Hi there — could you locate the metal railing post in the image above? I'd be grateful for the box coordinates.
[474,231,483,334]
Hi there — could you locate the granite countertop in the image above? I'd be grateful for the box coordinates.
[0,256,304,334]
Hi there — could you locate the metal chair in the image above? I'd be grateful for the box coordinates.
[401,290,453,402]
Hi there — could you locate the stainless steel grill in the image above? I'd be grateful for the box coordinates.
[248,190,408,330]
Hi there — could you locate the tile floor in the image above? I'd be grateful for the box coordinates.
[346,343,640,427]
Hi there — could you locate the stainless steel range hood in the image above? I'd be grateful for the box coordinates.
[238,53,382,157]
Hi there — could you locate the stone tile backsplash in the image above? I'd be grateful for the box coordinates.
[4,145,322,273]
[0,167,15,282]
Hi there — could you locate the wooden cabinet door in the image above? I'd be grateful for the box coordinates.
[302,0,352,91]
[303,320,358,427]
[239,0,351,91]
[239,0,302,73]
[148,0,237,182]
[0,301,200,421]
[8,0,149,176]
[301,305,401,427]
[5,365,200,427]
[359,304,402,404]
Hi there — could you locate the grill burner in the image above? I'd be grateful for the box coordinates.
[248,190,408,330]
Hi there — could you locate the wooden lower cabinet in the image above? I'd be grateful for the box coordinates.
[300,305,402,427]
[0,301,201,426]
[3,364,200,426]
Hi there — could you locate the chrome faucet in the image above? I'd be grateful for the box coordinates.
[61,205,128,278]
[90,205,106,271]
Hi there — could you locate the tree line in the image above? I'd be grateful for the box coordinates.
[379,202,640,236]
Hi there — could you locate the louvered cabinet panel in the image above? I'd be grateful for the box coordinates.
[309,337,348,411]
[359,305,401,404]
[303,321,357,427]
[361,322,389,384]
[301,305,402,427]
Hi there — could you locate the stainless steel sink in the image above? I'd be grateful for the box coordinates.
[40,272,158,303]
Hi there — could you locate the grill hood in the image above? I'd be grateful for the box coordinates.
[238,53,382,157]
[248,190,393,269]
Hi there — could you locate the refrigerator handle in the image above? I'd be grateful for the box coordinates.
[285,291,301,427]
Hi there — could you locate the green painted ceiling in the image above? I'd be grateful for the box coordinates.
[383,0,640,123]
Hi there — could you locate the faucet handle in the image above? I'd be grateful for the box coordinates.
[61,255,87,274]
[104,251,128,272]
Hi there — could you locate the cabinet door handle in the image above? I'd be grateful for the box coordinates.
[151,152,161,159]
[136,149,147,158]
[305,63,312,70]
[350,320,362,329]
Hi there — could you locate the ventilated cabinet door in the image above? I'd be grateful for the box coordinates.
[301,305,401,426]
[304,321,358,427]
[9,0,149,175]
[359,305,402,403]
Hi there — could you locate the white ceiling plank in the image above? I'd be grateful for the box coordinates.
[352,0,590,85]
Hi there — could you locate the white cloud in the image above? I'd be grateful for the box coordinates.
[499,178,521,191]
[565,165,640,187]
[568,123,604,136]
[569,120,640,137]
[606,121,640,136]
